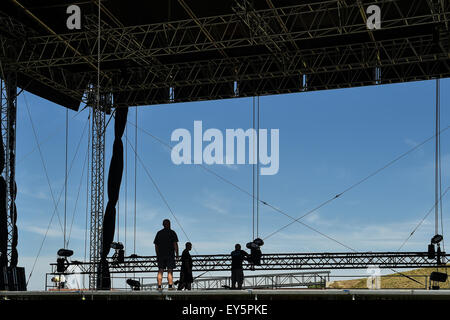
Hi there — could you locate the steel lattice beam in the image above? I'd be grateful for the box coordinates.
[0,72,18,267]
[0,0,449,108]
[5,1,449,67]
[142,271,331,290]
[88,90,109,289]
[52,252,449,275]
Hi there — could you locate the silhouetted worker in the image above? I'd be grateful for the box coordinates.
[178,242,193,290]
[154,219,179,290]
[230,244,248,290]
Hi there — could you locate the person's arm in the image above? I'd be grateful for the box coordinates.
[242,250,250,262]
[154,233,159,256]
[174,242,179,259]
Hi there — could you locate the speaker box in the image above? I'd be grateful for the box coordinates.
[430,271,448,283]
[0,267,6,290]
[6,267,27,291]
[2,267,27,291]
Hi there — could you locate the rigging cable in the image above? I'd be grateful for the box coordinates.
[134,107,137,254]
[257,95,260,238]
[84,108,91,288]
[123,134,198,255]
[438,80,445,253]
[252,97,255,240]
[124,116,128,279]
[397,187,450,252]
[64,108,68,248]
[435,79,440,236]
[24,94,64,233]
[263,124,450,242]
[126,120,351,251]
[25,105,90,285]
[66,139,90,247]
[127,120,450,251]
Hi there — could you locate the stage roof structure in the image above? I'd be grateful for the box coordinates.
[0,0,449,111]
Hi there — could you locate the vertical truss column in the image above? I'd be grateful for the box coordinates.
[89,91,109,289]
[1,72,18,267]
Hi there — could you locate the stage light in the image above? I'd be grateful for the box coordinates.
[111,242,124,250]
[57,248,74,257]
[431,234,443,244]
[56,248,73,273]
[430,272,448,282]
[246,238,264,266]
[126,279,141,291]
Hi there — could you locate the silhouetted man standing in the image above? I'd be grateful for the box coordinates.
[231,244,248,290]
[178,242,193,290]
[154,219,179,290]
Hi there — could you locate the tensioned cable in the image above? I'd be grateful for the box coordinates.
[17,107,89,165]
[252,97,255,240]
[125,120,351,251]
[84,109,90,288]
[263,124,450,242]
[436,79,446,260]
[66,143,89,247]
[22,98,90,235]
[257,95,260,238]
[397,186,450,252]
[438,81,445,253]
[393,187,450,288]
[124,119,128,279]
[124,122,425,285]
[26,108,90,284]
[64,108,68,248]
[127,120,450,251]
[134,107,137,254]
[123,133,198,255]
[24,93,64,233]
[27,118,89,284]
[435,79,440,236]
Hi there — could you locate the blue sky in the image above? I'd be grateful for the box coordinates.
[14,78,450,290]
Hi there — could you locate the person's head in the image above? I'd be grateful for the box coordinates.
[186,242,192,251]
[235,244,241,250]
[163,219,171,229]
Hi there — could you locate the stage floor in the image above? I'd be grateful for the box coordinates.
[2,289,450,300]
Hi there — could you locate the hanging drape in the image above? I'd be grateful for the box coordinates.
[97,107,128,289]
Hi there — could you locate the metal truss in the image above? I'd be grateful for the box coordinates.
[88,89,109,289]
[52,252,448,275]
[142,271,330,290]
[0,72,17,267]
[0,0,449,107]
[7,1,449,67]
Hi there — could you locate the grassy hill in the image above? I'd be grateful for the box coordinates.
[327,267,450,289]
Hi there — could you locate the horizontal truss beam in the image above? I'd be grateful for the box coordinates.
[142,271,331,290]
[51,252,448,274]
[5,1,449,68]
[0,0,449,107]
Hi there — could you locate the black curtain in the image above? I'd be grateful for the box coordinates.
[97,107,128,290]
